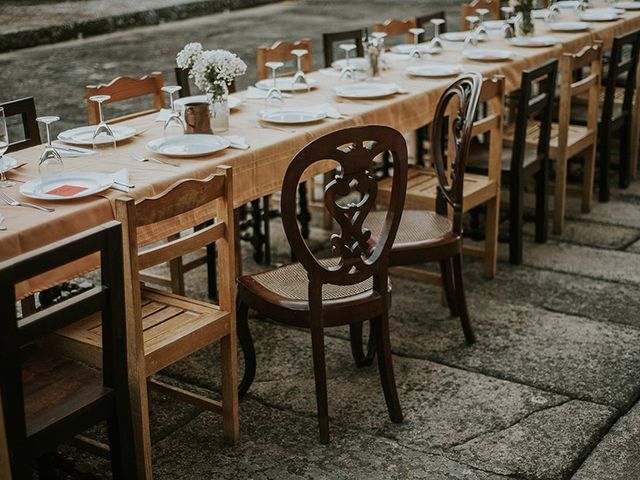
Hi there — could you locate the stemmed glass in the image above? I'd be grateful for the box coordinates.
[290,49,310,92]
[464,16,480,49]
[429,18,446,52]
[0,107,13,188]
[162,86,185,137]
[371,32,388,69]
[408,27,426,60]
[338,43,357,80]
[501,6,516,37]
[90,95,116,151]
[475,8,490,41]
[37,116,64,177]
[265,61,284,112]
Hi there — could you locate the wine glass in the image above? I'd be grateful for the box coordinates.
[90,95,116,151]
[464,16,480,49]
[475,8,490,41]
[408,28,426,60]
[338,44,357,80]
[162,86,185,137]
[370,32,388,71]
[0,107,13,188]
[290,49,310,92]
[501,7,516,37]
[265,61,284,112]
[37,116,64,177]
[429,18,446,52]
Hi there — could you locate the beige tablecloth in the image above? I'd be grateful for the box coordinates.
[3,10,640,298]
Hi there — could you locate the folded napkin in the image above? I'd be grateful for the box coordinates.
[223,135,250,150]
[245,86,292,99]
[111,168,131,193]
[52,142,97,158]
[295,103,343,119]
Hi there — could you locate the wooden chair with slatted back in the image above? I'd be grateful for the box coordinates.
[52,168,239,477]
[237,126,408,444]
[1,97,41,153]
[85,72,165,125]
[256,39,313,80]
[461,0,500,30]
[0,222,137,479]
[372,18,417,43]
[322,29,364,67]
[377,75,504,280]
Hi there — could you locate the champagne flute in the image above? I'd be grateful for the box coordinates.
[464,16,480,49]
[265,61,284,113]
[37,116,64,177]
[408,27,426,60]
[429,19,445,52]
[338,43,357,80]
[290,49,310,92]
[90,95,116,151]
[475,8,490,41]
[162,86,185,137]
[0,108,13,188]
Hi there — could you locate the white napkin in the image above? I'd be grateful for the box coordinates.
[223,135,250,150]
[296,103,343,119]
[52,142,97,157]
[111,168,131,192]
[155,108,173,122]
[245,86,292,99]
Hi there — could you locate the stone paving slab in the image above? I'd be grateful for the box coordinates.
[523,219,640,250]
[573,401,640,480]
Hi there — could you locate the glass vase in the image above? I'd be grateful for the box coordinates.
[515,11,535,37]
[208,91,229,133]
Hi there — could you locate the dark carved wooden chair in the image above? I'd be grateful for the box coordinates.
[0,221,137,478]
[237,125,408,444]
[174,67,192,97]
[471,59,558,264]
[351,73,484,364]
[322,29,364,67]
[1,97,41,153]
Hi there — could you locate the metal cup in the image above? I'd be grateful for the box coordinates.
[184,103,211,134]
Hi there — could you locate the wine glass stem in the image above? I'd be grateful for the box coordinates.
[0,155,5,183]
[435,25,440,39]
[98,102,104,123]
[272,69,277,89]
[346,51,350,68]
[46,124,52,147]
[170,93,175,112]
[297,57,302,72]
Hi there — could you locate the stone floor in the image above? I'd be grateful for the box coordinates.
[2,1,640,479]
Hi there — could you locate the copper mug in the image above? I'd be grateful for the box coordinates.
[184,102,211,134]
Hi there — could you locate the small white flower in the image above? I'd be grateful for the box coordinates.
[176,42,203,70]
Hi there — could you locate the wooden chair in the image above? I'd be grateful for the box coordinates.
[373,18,417,43]
[256,39,313,80]
[0,391,10,480]
[377,75,504,280]
[461,0,500,30]
[1,97,41,153]
[237,125,409,444]
[52,169,239,477]
[414,11,448,42]
[85,71,165,125]
[174,67,192,97]
[0,221,137,479]
[322,29,364,67]
[471,60,558,264]
[357,73,484,356]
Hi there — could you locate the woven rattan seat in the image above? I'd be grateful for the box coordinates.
[365,210,453,246]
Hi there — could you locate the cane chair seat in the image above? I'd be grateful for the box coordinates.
[366,210,454,247]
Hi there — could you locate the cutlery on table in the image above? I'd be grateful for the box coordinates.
[0,214,6,231]
[114,180,135,189]
[0,192,54,213]
[133,154,180,167]
[255,123,296,133]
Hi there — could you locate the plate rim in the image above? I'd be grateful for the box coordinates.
[406,65,464,77]
[254,77,319,92]
[463,49,513,61]
[146,133,231,158]
[333,82,398,98]
[257,110,327,124]
[57,124,137,145]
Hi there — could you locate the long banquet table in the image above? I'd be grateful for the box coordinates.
[3,10,640,298]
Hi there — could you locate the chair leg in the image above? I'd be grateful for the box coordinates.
[298,183,311,240]
[452,253,476,344]
[348,321,375,368]
[237,299,255,398]
[553,154,567,235]
[484,196,499,279]
[169,257,185,295]
[107,409,137,479]
[206,242,218,301]
[221,332,240,445]
[439,259,458,317]
[509,175,524,265]
[599,128,611,202]
[535,159,549,244]
[263,195,271,266]
[371,313,403,423]
[619,119,632,189]
[415,128,426,166]
[130,374,153,479]
[582,143,596,213]
[310,323,330,444]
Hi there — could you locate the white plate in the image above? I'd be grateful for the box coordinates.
[174,95,243,110]
[146,134,230,158]
[548,21,591,31]
[331,57,369,71]
[484,20,506,30]
[508,36,559,47]
[463,49,514,61]
[617,2,640,10]
[533,9,550,19]
[0,156,18,172]
[556,1,580,8]
[390,43,438,54]
[406,64,464,78]
[58,125,137,146]
[255,77,319,92]
[441,31,469,42]
[333,83,399,99]
[257,110,326,124]
[580,11,621,21]
[20,172,113,201]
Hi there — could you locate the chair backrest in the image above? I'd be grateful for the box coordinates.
[175,67,192,97]
[0,221,129,467]
[85,72,165,125]
[602,29,640,125]
[256,39,313,80]
[414,11,447,42]
[281,126,407,291]
[323,29,364,68]
[511,59,558,173]
[461,0,500,30]
[115,166,235,314]
[1,97,41,153]
[430,72,483,233]
[372,18,417,41]
[558,44,603,148]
